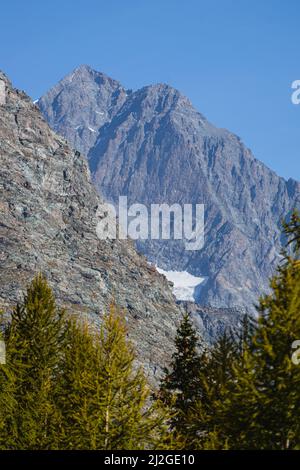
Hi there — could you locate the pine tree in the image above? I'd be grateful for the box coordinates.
[159,313,203,441]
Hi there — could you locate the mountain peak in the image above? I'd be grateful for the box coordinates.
[38,65,127,156]
[74,63,93,73]
[38,68,300,311]
[62,64,124,90]
[0,70,10,85]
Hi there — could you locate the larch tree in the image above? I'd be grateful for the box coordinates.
[57,305,174,450]
[5,274,67,449]
[221,211,300,449]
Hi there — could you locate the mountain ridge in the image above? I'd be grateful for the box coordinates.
[38,65,300,311]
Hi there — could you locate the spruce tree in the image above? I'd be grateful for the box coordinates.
[190,330,238,449]
[0,365,17,449]
[159,312,203,441]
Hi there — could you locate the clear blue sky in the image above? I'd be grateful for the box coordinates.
[1,0,299,180]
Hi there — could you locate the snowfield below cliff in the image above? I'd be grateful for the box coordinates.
[156,267,206,302]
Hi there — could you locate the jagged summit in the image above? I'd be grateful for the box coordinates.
[38,65,128,157]
[63,64,124,88]
[0,70,8,82]
[73,63,94,73]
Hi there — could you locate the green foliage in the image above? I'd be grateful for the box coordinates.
[54,319,103,449]
[1,274,67,449]
[1,211,300,450]
[175,212,300,450]
[96,306,151,450]
[0,317,18,449]
[217,212,300,449]
[57,306,174,449]
[188,330,238,449]
[0,279,174,450]
[222,257,300,449]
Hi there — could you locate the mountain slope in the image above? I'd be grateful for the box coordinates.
[0,71,183,382]
[38,66,300,311]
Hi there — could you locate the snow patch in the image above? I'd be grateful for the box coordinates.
[156,267,206,302]
[95,111,104,115]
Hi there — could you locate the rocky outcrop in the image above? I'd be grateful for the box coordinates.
[0,71,184,383]
[38,66,300,311]
[179,301,245,345]
[0,79,5,106]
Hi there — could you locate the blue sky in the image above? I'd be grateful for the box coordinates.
[1,0,299,180]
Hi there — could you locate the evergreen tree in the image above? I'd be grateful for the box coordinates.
[159,313,203,441]
[190,330,238,449]
[234,314,257,355]
[99,306,154,450]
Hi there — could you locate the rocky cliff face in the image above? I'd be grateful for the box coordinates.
[0,71,185,382]
[38,66,300,311]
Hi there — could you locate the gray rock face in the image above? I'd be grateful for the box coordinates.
[38,65,128,158]
[0,71,184,383]
[0,79,5,105]
[179,301,245,345]
[38,66,300,312]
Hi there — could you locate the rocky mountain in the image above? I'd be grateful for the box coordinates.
[38,65,128,158]
[38,65,300,311]
[0,71,185,383]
